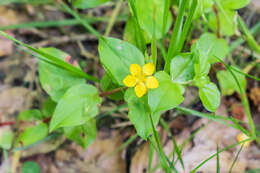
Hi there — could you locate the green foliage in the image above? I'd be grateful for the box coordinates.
[0,130,14,150]
[199,82,220,112]
[208,8,236,36]
[18,109,42,122]
[124,17,151,46]
[125,89,161,139]
[41,97,56,118]
[216,67,247,96]
[219,0,250,10]
[191,33,228,63]
[38,48,85,102]
[22,161,41,173]
[98,37,144,85]
[100,73,124,100]
[64,118,97,148]
[134,0,172,39]
[50,84,101,131]
[72,0,109,9]
[16,123,48,147]
[170,53,195,83]
[148,71,184,115]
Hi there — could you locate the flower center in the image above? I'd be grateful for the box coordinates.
[136,73,146,83]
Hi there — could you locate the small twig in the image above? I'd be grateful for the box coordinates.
[104,0,123,36]
[213,4,221,38]
[99,86,127,97]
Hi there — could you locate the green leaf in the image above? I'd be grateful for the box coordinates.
[208,8,236,36]
[18,109,42,122]
[49,84,102,131]
[216,67,247,96]
[199,82,220,112]
[16,123,48,147]
[123,16,151,46]
[64,118,96,148]
[125,88,160,140]
[219,0,250,10]
[191,33,229,63]
[170,53,195,83]
[100,73,124,100]
[0,130,14,150]
[135,0,172,39]
[194,51,211,77]
[73,0,109,9]
[42,97,56,118]
[38,47,85,102]
[98,37,144,85]
[148,71,184,115]
[22,161,41,173]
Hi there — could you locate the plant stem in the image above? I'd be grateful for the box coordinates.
[104,0,123,36]
[99,87,127,97]
[213,4,221,38]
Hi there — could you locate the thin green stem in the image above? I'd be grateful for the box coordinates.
[104,0,123,36]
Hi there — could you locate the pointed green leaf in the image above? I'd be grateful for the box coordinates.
[125,89,160,139]
[199,82,220,112]
[16,123,48,147]
[42,97,56,118]
[135,0,172,39]
[148,71,184,115]
[64,118,96,148]
[38,48,85,102]
[216,67,247,96]
[0,130,14,150]
[170,53,195,83]
[191,33,228,63]
[98,37,144,85]
[49,84,102,131]
[18,109,42,122]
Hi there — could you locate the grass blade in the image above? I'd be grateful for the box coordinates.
[162,0,171,37]
[128,0,147,53]
[228,144,244,173]
[165,0,197,72]
[148,142,155,173]
[160,119,185,171]
[175,106,242,130]
[190,137,253,173]
[238,16,260,56]
[0,16,126,30]
[0,31,99,82]
[216,144,220,173]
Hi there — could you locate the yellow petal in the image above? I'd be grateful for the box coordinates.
[145,76,159,89]
[134,83,147,98]
[236,133,252,148]
[123,75,137,87]
[130,64,142,76]
[142,63,155,76]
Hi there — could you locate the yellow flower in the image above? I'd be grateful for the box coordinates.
[123,63,159,98]
[236,133,252,148]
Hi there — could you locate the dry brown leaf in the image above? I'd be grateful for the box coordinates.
[0,87,35,120]
[249,87,260,106]
[56,130,126,173]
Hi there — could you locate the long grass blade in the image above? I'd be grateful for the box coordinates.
[160,119,185,171]
[0,31,99,82]
[190,137,253,173]
[228,144,244,173]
